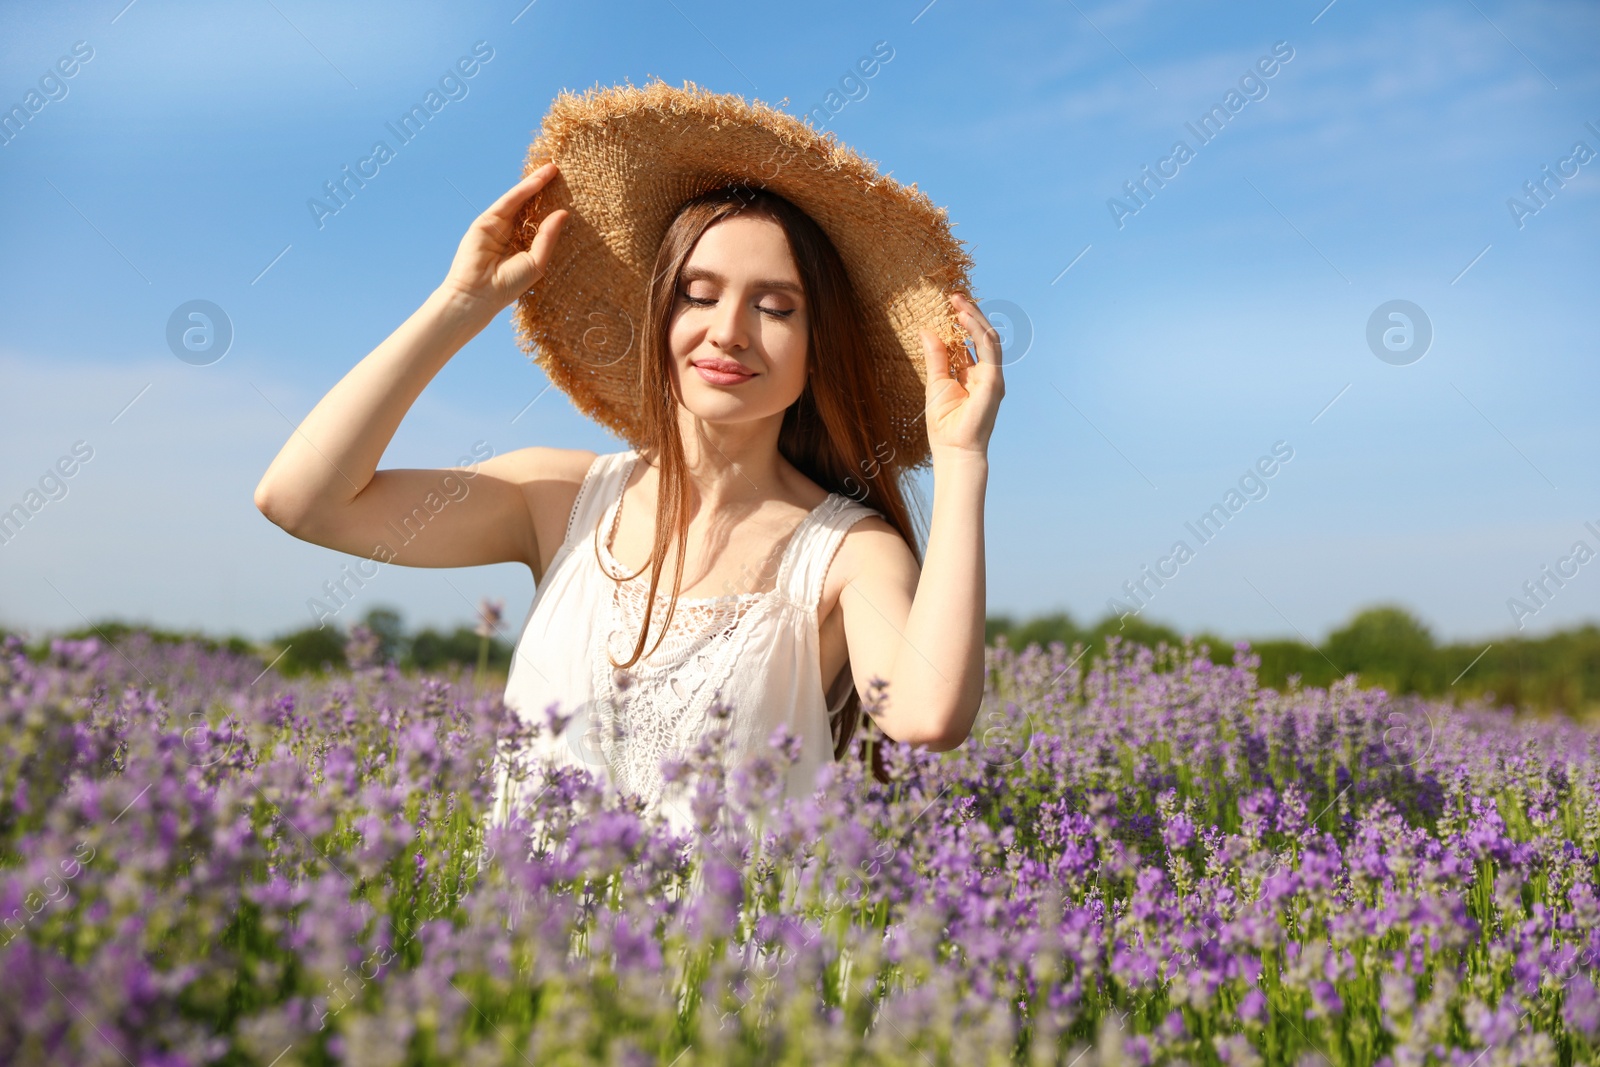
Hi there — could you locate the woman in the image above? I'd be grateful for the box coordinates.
[253,81,1004,836]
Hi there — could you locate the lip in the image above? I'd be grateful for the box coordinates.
[691,358,756,386]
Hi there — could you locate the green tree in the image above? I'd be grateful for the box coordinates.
[267,624,348,676]
[407,626,512,673]
[1323,605,1436,695]
[362,606,407,666]
[986,612,1084,652]
[52,619,255,659]
[1251,640,1344,690]
[1087,612,1184,655]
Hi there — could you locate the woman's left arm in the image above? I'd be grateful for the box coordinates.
[836,292,1004,750]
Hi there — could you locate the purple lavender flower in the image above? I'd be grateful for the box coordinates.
[1238,987,1268,1025]
[0,626,1594,1063]
[1563,975,1600,1040]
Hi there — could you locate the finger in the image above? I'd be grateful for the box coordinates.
[502,209,568,295]
[944,297,976,370]
[952,293,1004,366]
[920,329,967,405]
[950,293,995,364]
[483,162,561,222]
[920,328,951,386]
[940,304,980,386]
[524,209,569,275]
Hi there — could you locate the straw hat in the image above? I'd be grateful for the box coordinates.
[507,78,976,470]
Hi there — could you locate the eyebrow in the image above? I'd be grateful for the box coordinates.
[679,265,804,296]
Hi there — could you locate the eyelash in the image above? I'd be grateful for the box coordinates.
[683,295,794,318]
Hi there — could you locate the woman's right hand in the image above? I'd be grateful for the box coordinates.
[438,162,570,320]
[255,160,577,575]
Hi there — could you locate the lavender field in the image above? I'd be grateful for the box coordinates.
[2,630,1597,1066]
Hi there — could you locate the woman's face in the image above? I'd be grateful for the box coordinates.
[667,213,809,427]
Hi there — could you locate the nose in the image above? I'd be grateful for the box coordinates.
[706,297,750,352]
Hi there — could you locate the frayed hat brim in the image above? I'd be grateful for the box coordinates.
[509,78,975,470]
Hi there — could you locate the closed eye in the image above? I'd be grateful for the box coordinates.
[682,295,794,318]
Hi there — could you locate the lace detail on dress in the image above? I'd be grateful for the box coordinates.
[582,451,867,807]
[493,448,887,836]
[591,562,766,804]
[588,453,777,805]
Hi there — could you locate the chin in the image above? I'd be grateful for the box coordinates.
[681,398,764,424]
[680,390,789,426]
[671,369,803,424]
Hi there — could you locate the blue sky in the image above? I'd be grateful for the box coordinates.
[2,0,1597,648]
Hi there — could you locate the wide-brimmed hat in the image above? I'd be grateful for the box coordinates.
[508,78,975,470]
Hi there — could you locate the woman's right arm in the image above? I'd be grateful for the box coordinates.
[253,163,579,577]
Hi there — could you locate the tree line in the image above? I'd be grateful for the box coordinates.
[7,602,1596,718]
[987,604,1600,718]
[4,606,511,679]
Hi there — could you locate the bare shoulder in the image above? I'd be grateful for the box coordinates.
[834,513,917,573]
[822,511,919,608]
[479,445,600,484]
[474,446,600,579]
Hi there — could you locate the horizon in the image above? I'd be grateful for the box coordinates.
[5,599,1595,653]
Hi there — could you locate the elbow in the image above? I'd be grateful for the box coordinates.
[924,724,973,753]
[252,479,275,521]
[888,708,976,753]
[923,696,982,752]
[253,478,308,536]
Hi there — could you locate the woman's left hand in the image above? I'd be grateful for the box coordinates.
[918,292,1005,458]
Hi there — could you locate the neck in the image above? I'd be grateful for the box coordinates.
[662,407,788,509]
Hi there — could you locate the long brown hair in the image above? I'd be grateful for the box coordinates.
[599,184,924,764]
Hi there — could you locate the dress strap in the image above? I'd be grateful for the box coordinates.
[562,449,637,552]
[778,494,882,613]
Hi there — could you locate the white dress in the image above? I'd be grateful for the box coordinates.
[489,449,881,837]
